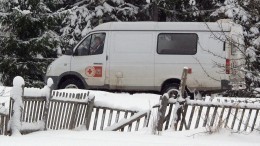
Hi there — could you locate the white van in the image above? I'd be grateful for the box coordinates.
[45,21,245,94]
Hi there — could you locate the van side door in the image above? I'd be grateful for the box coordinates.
[109,31,155,91]
[71,32,108,87]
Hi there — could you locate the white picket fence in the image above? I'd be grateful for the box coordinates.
[1,76,260,135]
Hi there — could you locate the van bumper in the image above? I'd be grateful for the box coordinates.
[45,76,59,89]
[221,80,231,90]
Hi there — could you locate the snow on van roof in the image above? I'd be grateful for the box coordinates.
[93,21,232,32]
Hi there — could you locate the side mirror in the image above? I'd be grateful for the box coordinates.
[65,49,73,55]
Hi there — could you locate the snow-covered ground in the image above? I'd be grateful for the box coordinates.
[1,86,260,145]
[0,86,161,111]
[57,89,161,111]
[0,128,259,146]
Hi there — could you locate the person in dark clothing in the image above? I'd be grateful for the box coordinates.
[90,37,104,55]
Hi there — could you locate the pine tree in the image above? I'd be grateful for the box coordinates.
[0,0,149,87]
[150,0,224,22]
[57,0,149,50]
[0,0,60,87]
[211,0,260,93]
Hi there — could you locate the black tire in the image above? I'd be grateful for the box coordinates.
[162,83,193,99]
[162,83,180,98]
[59,78,85,89]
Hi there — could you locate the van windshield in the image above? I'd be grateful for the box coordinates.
[75,36,91,56]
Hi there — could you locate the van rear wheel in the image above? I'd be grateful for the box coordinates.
[59,78,84,89]
[162,83,193,99]
[162,83,180,98]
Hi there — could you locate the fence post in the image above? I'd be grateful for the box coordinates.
[4,115,9,135]
[156,94,169,133]
[69,103,79,130]
[10,76,25,136]
[180,67,188,98]
[43,78,54,130]
[85,96,95,130]
[171,67,188,131]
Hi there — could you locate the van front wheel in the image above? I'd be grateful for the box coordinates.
[59,79,85,89]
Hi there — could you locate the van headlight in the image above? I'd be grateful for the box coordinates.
[47,64,52,74]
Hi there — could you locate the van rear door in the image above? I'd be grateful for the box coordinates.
[71,32,108,87]
[229,25,245,87]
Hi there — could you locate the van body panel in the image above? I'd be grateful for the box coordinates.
[229,24,245,87]
[70,32,108,86]
[109,31,155,90]
[93,22,231,32]
[154,31,230,91]
[47,55,71,76]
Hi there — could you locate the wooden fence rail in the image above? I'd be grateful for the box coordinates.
[2,72,260,135]
[154,98,260,132]
[22,96,46,123]
[104,110,150,131]
[7,90,95,134]
[3,91,260,135]
[88,105,150,132]
[5,89,150,135]
[0,113,9,135]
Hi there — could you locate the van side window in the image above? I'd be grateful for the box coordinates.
[157,33,198,55]
[75,33,106,56]
[89,33,106,55]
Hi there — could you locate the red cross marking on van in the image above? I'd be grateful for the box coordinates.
[87,69,92,74]
[85,66,95,77]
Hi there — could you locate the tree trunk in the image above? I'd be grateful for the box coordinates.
[152,1,158,21]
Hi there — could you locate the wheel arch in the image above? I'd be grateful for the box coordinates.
[57,72,87,89]
[161,78,181,92]
[161,78,195,99]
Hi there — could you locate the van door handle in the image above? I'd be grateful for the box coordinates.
[93,63,103,65]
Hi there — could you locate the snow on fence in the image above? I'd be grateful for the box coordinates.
[18,91,94,131]
[8,90,96,134]
[4,77,97,135]
[2,70,260,136]
[47,91,94,130]
[12,90,150,133]
[155,68,260,133]
[17,91,150,132]
[1,77,151,135]
[90,105,150,132]
[154,96,260,133]
[104,110,150,131]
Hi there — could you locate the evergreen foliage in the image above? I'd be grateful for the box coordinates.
[211,0,260,92]
[58,0,150,50]
[0,0,59,87]
[0,0,149,87]
[151,0,225,22]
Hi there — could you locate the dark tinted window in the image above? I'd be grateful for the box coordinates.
[157,33,198,55]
